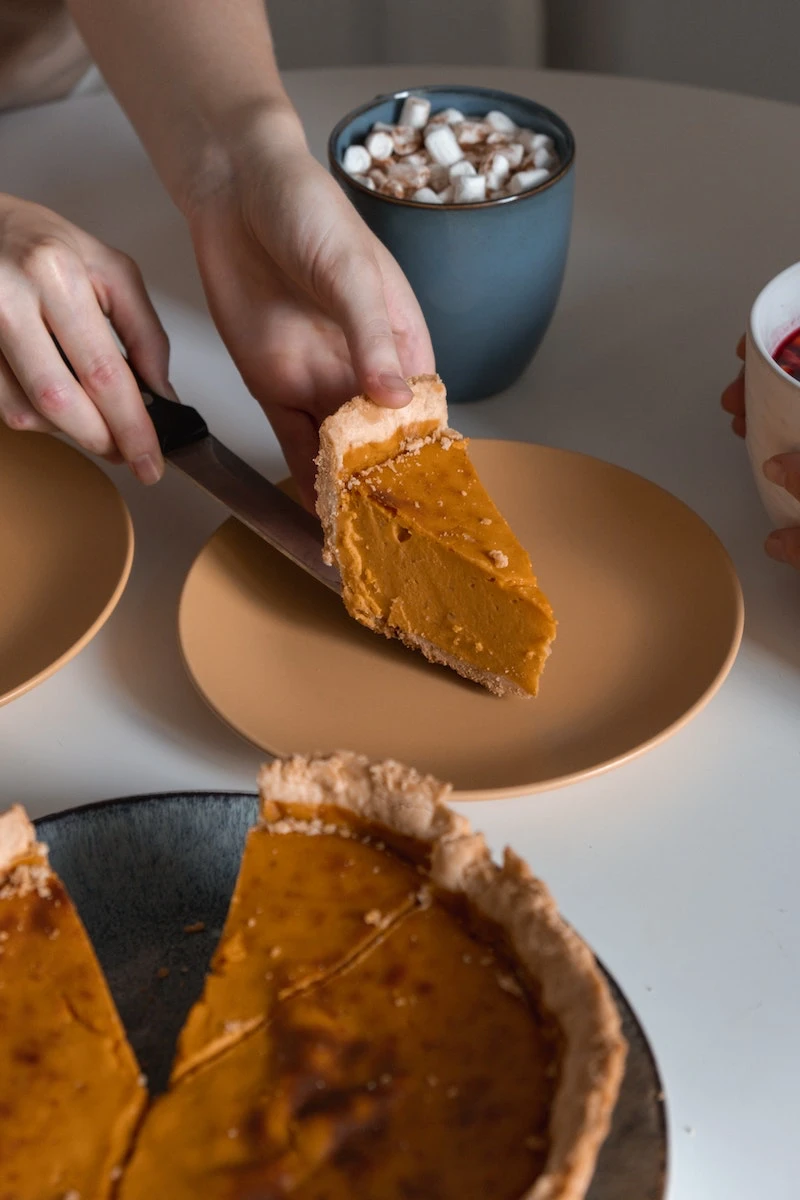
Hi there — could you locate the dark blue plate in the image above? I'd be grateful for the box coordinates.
[37,792,667,1198]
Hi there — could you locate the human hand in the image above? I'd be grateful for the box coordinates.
[721,333,800,567]
[185,118,435,508]
[720,334,746,438]
[0,193,169,482]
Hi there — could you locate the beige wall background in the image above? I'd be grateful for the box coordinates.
[267,1,546,69]
[268,1,800,106]
[546,0,800,106]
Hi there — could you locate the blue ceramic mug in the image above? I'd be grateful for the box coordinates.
[328,84,576,404]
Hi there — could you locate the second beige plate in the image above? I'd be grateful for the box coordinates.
[0,426,133,707]
[179,441,743,799]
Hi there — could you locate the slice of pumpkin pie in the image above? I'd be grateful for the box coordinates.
[315,374,556,697]
[0,806,145,1199]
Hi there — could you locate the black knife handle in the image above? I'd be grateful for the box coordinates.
[53,338,209,455]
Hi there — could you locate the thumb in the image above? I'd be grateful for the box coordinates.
[328,253,412,408]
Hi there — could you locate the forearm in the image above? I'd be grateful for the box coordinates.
[67,0,307,214]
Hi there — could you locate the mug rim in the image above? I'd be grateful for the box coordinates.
[327,83,576,212]
[749,259,800,394]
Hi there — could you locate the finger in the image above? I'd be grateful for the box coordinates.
[765,526,800,569]
[0,295,115,457]
[731,414,746,438]
[325,252,413,407]
[372,240,436,376]
[0,353,56,433]
[721,370,745,418]
[96,248,173,395]
[736,333,746,361]
[265,405,320,513]
[763,452,800,502]
[41,264,163,483]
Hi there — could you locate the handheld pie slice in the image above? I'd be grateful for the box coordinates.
[315,374,557,696]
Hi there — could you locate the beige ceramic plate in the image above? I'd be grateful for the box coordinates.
[179,441,743,799]
[0,426,133,707]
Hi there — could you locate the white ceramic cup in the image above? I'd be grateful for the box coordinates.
[746,261,800,527]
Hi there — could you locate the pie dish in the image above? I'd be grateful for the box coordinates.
[315,375,557,696]
[1,754,626,1198]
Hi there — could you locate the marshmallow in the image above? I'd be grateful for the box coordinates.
[504,142,525,169]
[453,174,486,203]
[438,184,455,204]
[365,130,394,162]
[368,166,389,188]
[372,121,394,132]
[508,167,550,194]
[424,123,464,167]
[381,176,409,199]
[412,187,443,204]
[519,129,554,154]
[352,173,376,191]
[388,159,431,190]
[449,159,477,178]
[427,107,466,127]
[428,162,451,191]
[391,125,423,156]
[532,146,556,170]
[486,110,517,134]
[485,151,510,192]
[399,95,431,129]
[453,119,489,146]
[343,144,371,175]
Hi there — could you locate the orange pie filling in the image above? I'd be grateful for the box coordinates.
[0,808,146,1200]
[337,435,556,695]
[120,828,558,1200]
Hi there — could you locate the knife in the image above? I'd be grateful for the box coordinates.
[56,344,341,594]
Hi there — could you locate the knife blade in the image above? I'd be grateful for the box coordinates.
[54,340,341,594]
[167,433,341,593]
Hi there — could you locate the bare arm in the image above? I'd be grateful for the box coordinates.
[67,0,434,503]
[67,0,304,214]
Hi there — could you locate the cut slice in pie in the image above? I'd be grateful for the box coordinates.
[170,797,424,1082]
[315,374,557,697]
[119,753,626,1200]
[0,806,145,1199]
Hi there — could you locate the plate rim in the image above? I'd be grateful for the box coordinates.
[0,435,134,708]
[178,440,745,801]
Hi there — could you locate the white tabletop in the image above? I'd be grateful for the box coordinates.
[1,65,799,1199]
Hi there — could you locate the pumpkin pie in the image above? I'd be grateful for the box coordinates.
[315,375,557,697]
[0,805,145,1199]
[119,753,626,1200]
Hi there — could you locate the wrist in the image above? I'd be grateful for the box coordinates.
[177,96,307,219]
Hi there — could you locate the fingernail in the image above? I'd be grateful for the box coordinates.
[763,459,786,487]
[131,453,163,485]
[378,373,412,396]
[765,532,784,561]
